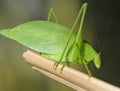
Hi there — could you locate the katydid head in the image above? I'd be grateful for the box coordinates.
[93,19,111,70]
[93,19,111,69]
[94,53,101,69]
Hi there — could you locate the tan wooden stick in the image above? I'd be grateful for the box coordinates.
[32,66,86,91]
[23,50,120,91]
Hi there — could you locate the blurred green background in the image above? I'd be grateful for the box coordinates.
[0,0,120,91]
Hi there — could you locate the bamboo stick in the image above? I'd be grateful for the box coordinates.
[23,50,120,91]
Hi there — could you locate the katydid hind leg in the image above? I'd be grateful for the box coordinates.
[56,3,88,70]
[67,3,88,64]
[75,3,88,43]
[54,3,88,71]
[47,8,59,23]
[66,3,89,75]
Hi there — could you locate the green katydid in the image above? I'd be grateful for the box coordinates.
[0,3,101,76]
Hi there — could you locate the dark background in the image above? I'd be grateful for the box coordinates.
[86,0,120,86]
[0,0,120,91]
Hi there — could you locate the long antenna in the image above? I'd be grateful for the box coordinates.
[93,24,101,52]
[87,12,101,52]
[88,14,112,53]
[100,18,112,54]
